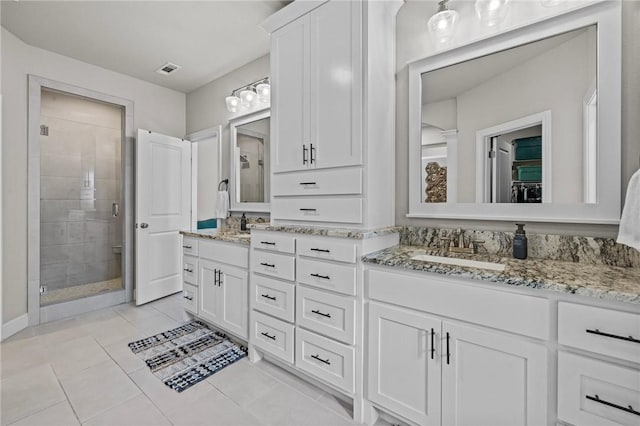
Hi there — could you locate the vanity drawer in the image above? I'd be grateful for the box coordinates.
[251,251,295,281]
[297,257,356,296]
[297,236,357,264]
[272,197,363,224]
[558,351,640,426]
[250,231,296,254]
[182,255,198,285]
[296,286,355,345]
[199,240,249,268]
[272,168,362,196]
[558,302,640,363]
[182,237,198,256]
[251,274,295,323]
[251,311,295,364]
[295,328,355,393]
[183,283,198,315]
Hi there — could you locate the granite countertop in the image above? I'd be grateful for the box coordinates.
[180,229,251,245]
[363,245,640,304]
[249,224,400,240]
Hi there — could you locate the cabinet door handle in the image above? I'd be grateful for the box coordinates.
[183,267,193,273]
[260,241,276,246]
[299,182,317,186]
[431,328,435,360]
[261,332,276,341]
[310,248,330,253]
[261,294,276,301]
[586,328,640,344]
[183,295,193,301]
[299,208,317,212]
[311,309,331,318]
[260,262,275,268]
[586,394,640,416]
[310,273,330,280]
[311,354,331,365]
[446,332,451,365]
[218,270,223,286]
[310,143,315,164]
[213,269,218,286]
[182,245,192,249]
[303,144,308,165]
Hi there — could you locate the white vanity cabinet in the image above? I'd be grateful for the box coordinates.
[263,0,400,228]
[367,267,549,426]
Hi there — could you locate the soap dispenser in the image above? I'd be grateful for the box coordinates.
[240,213,247,231]
[513,223,528,259]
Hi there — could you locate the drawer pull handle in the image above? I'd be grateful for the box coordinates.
[446,332,451,365]
[260,241,276,246]
[183,295,193,301]
[311,309,331,318]
[310,273,330,280]
[299,182,317,185]
[311,354,331,365]
[586,328,640,344]
[299,208,317,212]
[431,328,435,360]
[182,245,192,249]
[586,394,640,416]
[310,248,330,253]
[260,262,275,268]
[261,294,277,301]
[183,267,193,273]
[261,332,276,341]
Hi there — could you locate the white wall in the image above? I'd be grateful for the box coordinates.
[1,27,186,324]
[187,54,270,218]
[396,0,640,237]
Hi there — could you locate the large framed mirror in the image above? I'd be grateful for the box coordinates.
[408,2,621,224]
[230,108,270,212]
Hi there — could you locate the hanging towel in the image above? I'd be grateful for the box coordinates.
[215,190,229,219]
[617,168,640,251]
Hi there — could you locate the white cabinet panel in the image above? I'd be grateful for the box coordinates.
[297,257,356,296]
[272,197,363,224]
[297,236,357,264]
[251,310,295,364]
[182,255,198,285]
[183,283,198,315]
[271,168,362,197]
[250,231,296,254]
[182,237,198,256]
[199,259,221,325]
[251,274,295,323]
[251,251,296,282]
[296,285,355,344]
[219,264,248,339]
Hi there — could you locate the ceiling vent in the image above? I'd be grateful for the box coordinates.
[156,62,181,75]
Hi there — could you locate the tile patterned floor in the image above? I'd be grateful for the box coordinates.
[0,293,396,426]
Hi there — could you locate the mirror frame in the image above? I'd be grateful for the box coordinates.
[408,1,621,224]
[229,108,271,213]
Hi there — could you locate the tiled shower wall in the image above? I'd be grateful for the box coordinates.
[40,91,123,292]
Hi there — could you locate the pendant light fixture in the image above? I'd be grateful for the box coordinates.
[427,0,459,45]
[475,0,510,27]
[225,77,270,113]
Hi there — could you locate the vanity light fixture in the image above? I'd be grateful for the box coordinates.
[225,77,270,113]
[474,0,510,27]
[427,0,459,45]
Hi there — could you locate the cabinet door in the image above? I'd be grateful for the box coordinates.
[309,0,362,169]
[219,264,249,339]
[442,322,548,426]
[368,302,442,426]
[271,15,309,173]
[198,259,222,325]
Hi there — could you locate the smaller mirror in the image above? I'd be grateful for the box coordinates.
[230,109,270,212]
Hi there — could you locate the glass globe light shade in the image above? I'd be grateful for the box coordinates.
[256,83,271,104]
[240,89,257,108]
[427,8,459,45]
[225,95,240,113]
[475,0,510,27]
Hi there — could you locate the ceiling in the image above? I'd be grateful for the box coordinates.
[1,1,291,93]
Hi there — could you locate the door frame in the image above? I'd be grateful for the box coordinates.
[27,75,134,325]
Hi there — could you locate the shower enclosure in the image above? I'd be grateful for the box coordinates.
[39,89,124,307]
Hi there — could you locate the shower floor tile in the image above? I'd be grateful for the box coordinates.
[40,277,123,306]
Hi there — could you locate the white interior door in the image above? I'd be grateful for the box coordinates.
[136,129,191,305]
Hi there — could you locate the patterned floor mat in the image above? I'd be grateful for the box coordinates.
[128,320,247,392]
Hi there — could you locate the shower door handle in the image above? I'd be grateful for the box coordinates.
[112,202,119,217]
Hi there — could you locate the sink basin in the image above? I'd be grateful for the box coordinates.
[410,254,506,272]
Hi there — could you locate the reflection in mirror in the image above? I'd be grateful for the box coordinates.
[420,25,596,204]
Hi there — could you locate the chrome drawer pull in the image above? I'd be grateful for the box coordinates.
[260,262,275,268]
[260,241,276,245]
[586,328,640,344]
[182,245,192,249]
[586,394,640,416]
[310,248,330,253]
[299,182,317,185]
[261,294,276,301]
[261,332,276,341]
[183,295,193,301]
[310,273,330,280]
[183,267,193,273]
[311,309,331,318]
[311,354,331,365]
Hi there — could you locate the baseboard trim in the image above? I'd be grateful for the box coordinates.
[1,313,29,341]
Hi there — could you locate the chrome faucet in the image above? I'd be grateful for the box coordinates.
[440,229,484,254]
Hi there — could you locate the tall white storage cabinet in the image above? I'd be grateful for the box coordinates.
[263,0,402,228]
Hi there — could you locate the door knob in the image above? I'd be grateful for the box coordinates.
[140,223,149,229]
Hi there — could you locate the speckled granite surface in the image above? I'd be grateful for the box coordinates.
[249,224,401,240]
[363,245,640,304]
[180,229,251,245]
